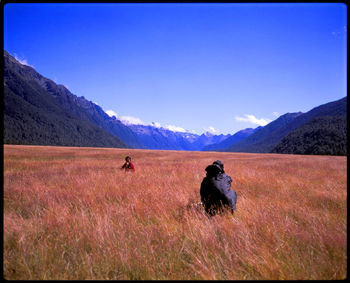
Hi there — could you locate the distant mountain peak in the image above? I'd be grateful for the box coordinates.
[203,131,214,137]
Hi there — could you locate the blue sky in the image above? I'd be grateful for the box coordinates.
[4,3,347,134]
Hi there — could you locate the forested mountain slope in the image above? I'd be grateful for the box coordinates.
[4,51,143,148]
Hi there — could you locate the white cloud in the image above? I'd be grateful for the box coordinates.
[204,126,218,134]
[164,125,187,133]
[115,114,190,133]
[155,121,194,133]
[14,54,34,68]
[235,114,272,126]
[120,116,146,125]
[272,112,279,117]
[105,110,118,118]
[331,28,346,38]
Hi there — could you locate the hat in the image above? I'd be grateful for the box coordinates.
[213,160,223,167]
[212,160,224,172]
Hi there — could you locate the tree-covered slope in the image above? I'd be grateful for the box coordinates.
[266,97,346,147]
[271,115,347,155]
[4,51,128,148]
[226,97,346,154]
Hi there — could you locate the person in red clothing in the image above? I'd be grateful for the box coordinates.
[121,156,135,172]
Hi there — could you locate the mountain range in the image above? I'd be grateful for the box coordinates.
[3,51,347,155]
[202,127,261,151]
[226,97,346,155]
[3,51,240,150]
[225,112,304,153]
[4,50,144,148]
[125,123,232,151]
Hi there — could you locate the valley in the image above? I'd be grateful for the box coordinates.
[3,144,347,280]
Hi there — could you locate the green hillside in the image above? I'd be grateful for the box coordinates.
[225,97,346,155]
[4,51,127,148]
[271,116,347,155]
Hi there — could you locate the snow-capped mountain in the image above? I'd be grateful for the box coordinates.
[124,123,232,151]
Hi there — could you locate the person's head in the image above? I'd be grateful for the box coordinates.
[212,160,224,173]
[125,156,131,162]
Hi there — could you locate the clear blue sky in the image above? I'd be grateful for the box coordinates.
[4,3,347,134]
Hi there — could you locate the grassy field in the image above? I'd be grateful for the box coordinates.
[3,144,347,280]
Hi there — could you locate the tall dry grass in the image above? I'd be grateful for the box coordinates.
[3,144,347,279]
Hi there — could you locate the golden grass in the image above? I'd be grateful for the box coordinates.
[3,144,347,279]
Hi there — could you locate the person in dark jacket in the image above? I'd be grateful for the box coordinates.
[121,156,135,172]
[200,160,237,216]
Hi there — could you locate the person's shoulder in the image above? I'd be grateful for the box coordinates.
[221,173,232,181]
[201,176,210,183]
